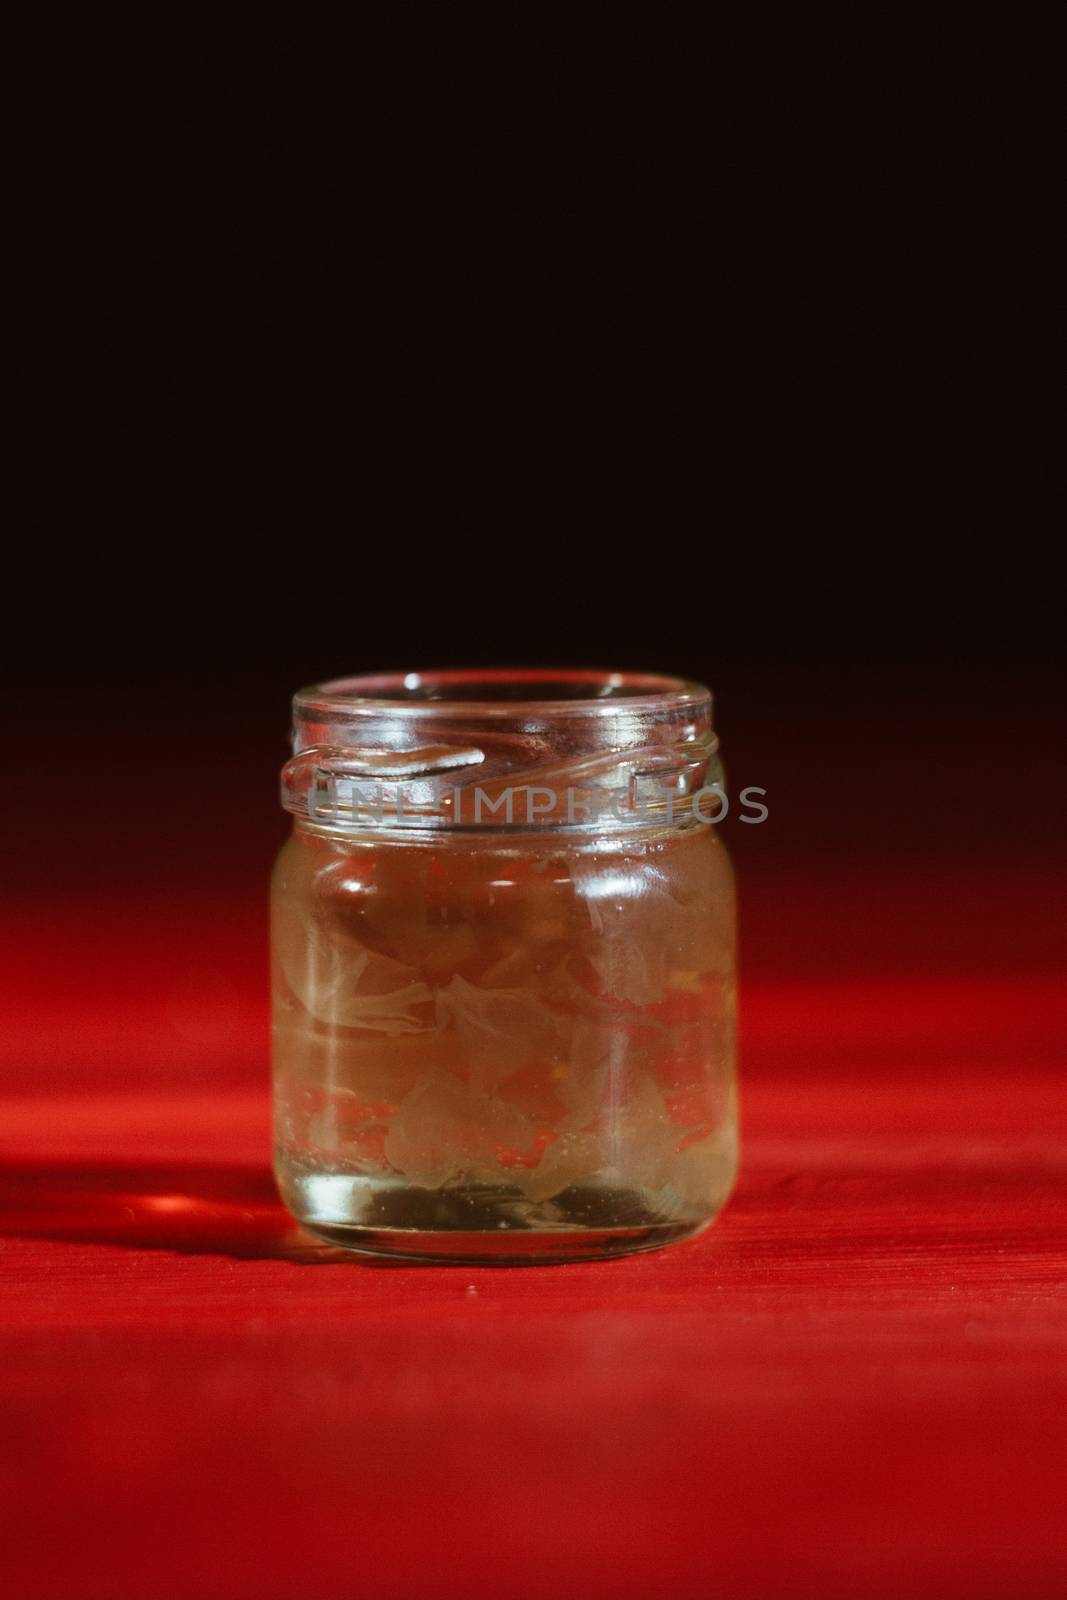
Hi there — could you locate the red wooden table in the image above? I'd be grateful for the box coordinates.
[2,875,1065,1599]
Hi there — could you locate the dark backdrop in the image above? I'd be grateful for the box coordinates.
[6,10,1063,964]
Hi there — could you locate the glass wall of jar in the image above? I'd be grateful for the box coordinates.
[273,670,737,1263]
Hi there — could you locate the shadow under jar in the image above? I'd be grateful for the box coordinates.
[272,669,738,1263]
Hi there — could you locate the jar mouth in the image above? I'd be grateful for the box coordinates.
[285,668,719,835]
[298,668,708,718]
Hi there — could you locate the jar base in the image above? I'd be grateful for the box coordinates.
[299,1217,707,1265]
[278,1164,718,1264]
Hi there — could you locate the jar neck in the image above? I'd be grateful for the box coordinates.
[280,669,721,836]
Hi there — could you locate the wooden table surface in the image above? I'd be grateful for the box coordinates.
[2,883,1065,1599]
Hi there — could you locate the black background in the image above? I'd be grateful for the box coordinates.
[7,9,1063,902]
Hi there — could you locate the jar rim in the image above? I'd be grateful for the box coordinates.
[295,668,710,719]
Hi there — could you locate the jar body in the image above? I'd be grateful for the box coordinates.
[272,820,737,1262]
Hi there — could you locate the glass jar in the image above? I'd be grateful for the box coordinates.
[272,669,737,1263]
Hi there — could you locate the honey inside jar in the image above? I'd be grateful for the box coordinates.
[272,670,738,1262]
